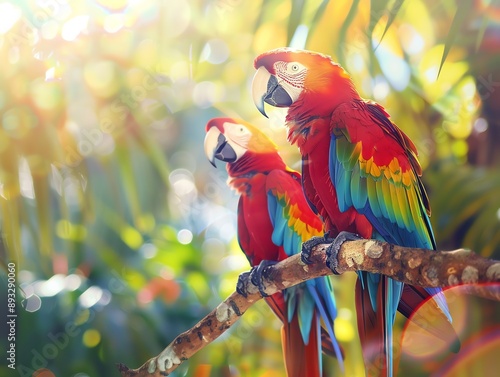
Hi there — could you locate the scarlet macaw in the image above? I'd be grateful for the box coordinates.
[251,48,459,376]
[204,117,343,377]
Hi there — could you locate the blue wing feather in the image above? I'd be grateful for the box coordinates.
[265,171,344,367]
[328,104,453,376]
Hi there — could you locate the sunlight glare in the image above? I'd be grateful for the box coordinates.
[103,13,125,33]
[289,24,309,49]
[19,158,35,199]
[200,39,230,65]
[192,81,222,108]
[37,274,66,297]
[0,2,22,34]
[45,66,62,82]
[41,20,59,40]
[399,24,425,55]
[221,255,248,271]
[62,15,89,41]
[473,118,488,133]
[170,169,197,197]
[424,66,439,82]
[65,274,83,291]
[218,222,235,242]
[374,43,410,91]
[164,0,191,38]
[177,228,193,244]
[372,76,390,101]
[79,286,104,308]
[139,242,157,258]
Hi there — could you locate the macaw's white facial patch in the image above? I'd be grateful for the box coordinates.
[223,122,251,160]
[273,61,307,103]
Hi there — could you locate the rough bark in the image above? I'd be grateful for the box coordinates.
[118,239,500,377]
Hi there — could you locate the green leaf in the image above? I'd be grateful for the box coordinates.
[0,197,22,263]
[33,175,53,258]
[369,0,391,38]
[116,144,142,226]
[428,165,500,258]
[463,203,498,256]
[189,39,207,78]
[374,0,406,50]
[437,0,474,78]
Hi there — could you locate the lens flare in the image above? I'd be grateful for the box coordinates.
[401,283,500,375]
[437,326,500,376]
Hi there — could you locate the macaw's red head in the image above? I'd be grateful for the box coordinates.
[252,48,360,118]
[204,117,280,170]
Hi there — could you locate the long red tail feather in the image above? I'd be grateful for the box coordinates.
[281,311,321,377]
[355,278,393,377]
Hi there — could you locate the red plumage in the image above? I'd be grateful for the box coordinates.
[252,48,459,377]
[205,117,344,377]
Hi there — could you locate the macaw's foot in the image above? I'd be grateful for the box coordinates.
[236,260,278,298]
[250,260,278,297]
[301,231,336,265]
[325,231,362,274]
[236,271,252,298]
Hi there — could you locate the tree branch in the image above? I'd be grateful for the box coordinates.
[117,239,500,377]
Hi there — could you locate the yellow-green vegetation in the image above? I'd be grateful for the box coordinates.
[1,1,499,376]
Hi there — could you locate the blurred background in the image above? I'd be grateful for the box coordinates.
[0,0,499,376]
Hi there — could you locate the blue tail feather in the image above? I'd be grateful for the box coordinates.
[425,287,452,323]
[385,277,404,377]
[306,279,344,370]
[297,288,315,344]
[285,277,344,372]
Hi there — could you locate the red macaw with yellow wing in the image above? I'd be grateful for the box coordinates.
[204,117,343,377]
[251,48,459,376]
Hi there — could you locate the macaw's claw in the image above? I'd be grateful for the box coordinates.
[236,271,252,298]
[250,260,278,297]
[325,231,362,274]
[301,232,336,265]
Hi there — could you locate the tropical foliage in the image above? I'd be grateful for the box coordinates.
[0,1,499,376]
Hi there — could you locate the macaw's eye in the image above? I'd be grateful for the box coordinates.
[224,122,251,147]
[286,62,306,75]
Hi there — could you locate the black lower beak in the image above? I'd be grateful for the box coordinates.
[214,133,237,163]
[263,75,293,108]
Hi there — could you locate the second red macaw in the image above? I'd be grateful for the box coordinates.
[204,117,343,377]
[251,48,459,377]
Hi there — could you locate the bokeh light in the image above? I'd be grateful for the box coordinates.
[82,329,101,348]
[177,228,193,244]
[33,369,56,377]
[0,3,22,34]
[1,1,499,376]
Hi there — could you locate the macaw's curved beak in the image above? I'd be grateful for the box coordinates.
[252,66,293,118]
[204,126,237,167]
